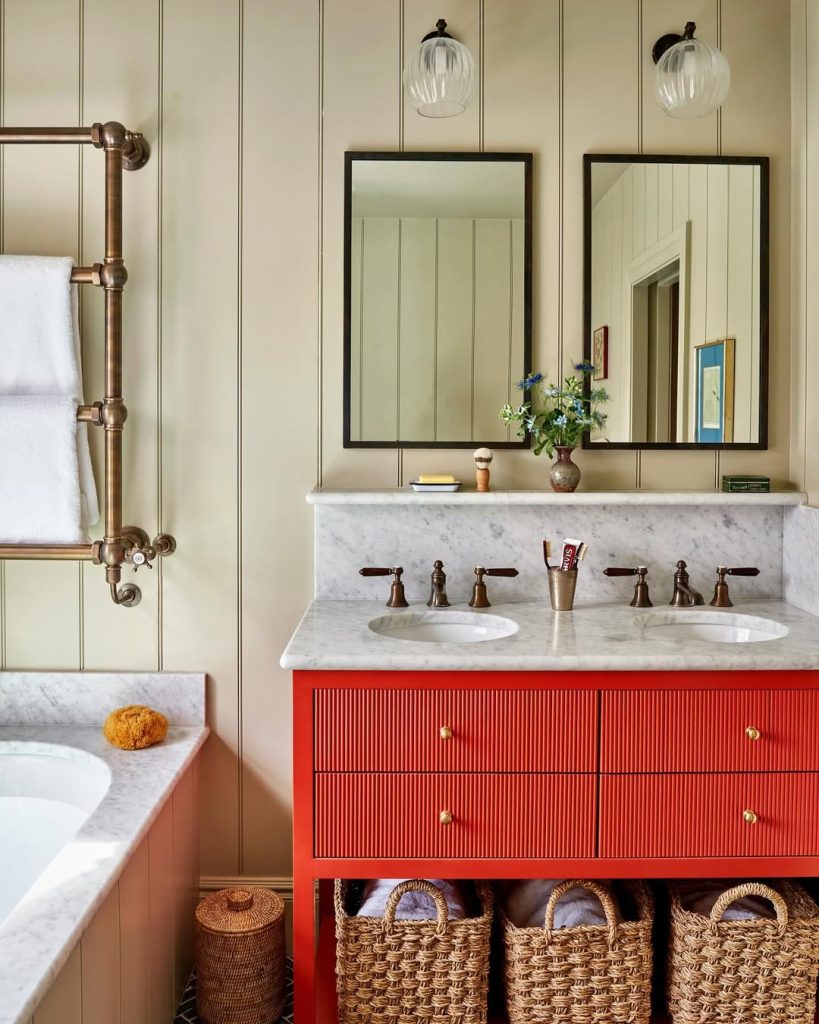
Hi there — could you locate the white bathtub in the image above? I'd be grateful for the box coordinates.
[0,744,111,927]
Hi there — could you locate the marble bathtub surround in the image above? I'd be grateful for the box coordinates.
[281,599,819,672]
[0,673,208,1024]
[313,495,789,607]
[784,504,819,617]
[0,671,206,726]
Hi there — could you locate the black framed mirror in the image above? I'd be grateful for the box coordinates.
[343,151,533,449]
[583,154,769,450]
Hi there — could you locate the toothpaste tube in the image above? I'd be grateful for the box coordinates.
[561,538,582,571]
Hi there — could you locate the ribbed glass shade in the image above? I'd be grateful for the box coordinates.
[404,36,477,118]
[655,36,730,119]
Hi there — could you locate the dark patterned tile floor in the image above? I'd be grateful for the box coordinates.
[174,958,294,1024]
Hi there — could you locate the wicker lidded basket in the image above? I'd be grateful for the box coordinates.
[195,886,286,1024]
[501,879,654,1024]
[334,878,493,1024]
[667,880,819,1024]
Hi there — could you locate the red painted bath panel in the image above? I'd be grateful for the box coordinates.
[314,688,597,773]
[600,772,819,859]
[601,689,819,773]
[315,772,596,860]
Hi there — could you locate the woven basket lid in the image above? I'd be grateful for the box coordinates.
[196,887,284,935]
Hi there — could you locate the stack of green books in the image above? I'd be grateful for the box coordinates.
[721,474,771,493]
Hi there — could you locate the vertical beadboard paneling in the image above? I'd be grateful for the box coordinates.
[320,0,399,488]
[173,765,198,1003]
[600,772,819,858]
[563,0,639,491]
[80,0,161,669]
[399,218,437,442]
[721,0,792,485]
[81,885,122,1024]
[314,688,597,772]
[2,0,82,668]
[239,0,318,878]
[160,0,241,876]
[32,945,82,1024]
[315,772,596,859]
[119,838,151,1024]
[148,797,175,1023]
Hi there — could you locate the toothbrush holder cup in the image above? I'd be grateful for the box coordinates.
[548,567,578,612]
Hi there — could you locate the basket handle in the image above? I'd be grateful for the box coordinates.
[383,879,450,936]
[708,882,789,935]
[543,880,618,944]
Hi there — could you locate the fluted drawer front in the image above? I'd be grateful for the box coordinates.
[314,689,596,772]
[601,690,819,772]
[315,773,595,859]
[600,773,819,859]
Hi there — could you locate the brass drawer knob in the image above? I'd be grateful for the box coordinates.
[743,808,759,825]
[440,725,453,741]
[439,810,453,826]
[746,726,761,741]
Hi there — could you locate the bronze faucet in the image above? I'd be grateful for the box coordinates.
[468,567,519,608]
[603,566,653,608]
[710,566,761,607]
[427,560,450,608]
[359,566,408,608]
[670,560,705,607]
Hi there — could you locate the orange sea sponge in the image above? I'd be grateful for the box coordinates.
[103,704,168,750]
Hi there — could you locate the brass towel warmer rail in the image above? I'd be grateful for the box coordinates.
[0,122,176,607]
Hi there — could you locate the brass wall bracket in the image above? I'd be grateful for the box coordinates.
[0,120,176,607]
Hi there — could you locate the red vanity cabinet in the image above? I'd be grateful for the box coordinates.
[292,668,819,1023]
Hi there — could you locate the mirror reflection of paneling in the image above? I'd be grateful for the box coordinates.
[585,155,767,450]
[345,154,532,448]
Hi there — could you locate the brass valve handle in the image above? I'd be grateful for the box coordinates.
[359,566,408,608]
[484,567,519,577]
[360,567,400,576]
[603,567,640,576]
[604,567,652,608]
[722,567,761,577]
[469,567,518,609]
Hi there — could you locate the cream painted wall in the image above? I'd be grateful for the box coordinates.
[791,0,819,504]
[0,0,794,883]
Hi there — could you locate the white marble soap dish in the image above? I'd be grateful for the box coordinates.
[409,481,462,492]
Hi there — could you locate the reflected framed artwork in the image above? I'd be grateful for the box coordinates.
[695,338,735,444]
[592,326,608,380]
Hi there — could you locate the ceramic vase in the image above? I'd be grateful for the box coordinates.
[549,445,581,492]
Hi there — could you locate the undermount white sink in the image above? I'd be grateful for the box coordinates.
[641,610,789,644]
[369,610,519,644]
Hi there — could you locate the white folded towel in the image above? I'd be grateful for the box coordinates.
[502,879,620,930]
[357,879,466,921]
[0,255,99,541]
[676,880,775,921]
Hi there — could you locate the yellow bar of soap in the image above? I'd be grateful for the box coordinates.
[418,474,456,484]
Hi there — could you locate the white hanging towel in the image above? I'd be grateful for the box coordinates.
[0,255,99,542]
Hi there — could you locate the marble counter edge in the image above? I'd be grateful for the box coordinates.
[307,489,806,507]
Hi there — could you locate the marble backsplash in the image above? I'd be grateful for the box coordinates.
[784,504,819,616]
[315,502,785,607]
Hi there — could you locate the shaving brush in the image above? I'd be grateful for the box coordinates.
[474,447,493,492]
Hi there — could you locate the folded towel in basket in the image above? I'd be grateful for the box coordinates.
[676,880,775,920]
[357,879,466,921]
[0,256,99,541]
[502,879,621,930]
[0,396,92,544]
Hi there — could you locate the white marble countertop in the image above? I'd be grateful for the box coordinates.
[0,723,208,1024]
[307,488,807,507]
[281,599,819,672]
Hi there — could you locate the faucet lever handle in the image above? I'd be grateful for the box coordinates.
[603,567,640,577]
[604,566,652,608]
[724,566,761,577]
[359,566,408,608]
[360,567,397,576]
[485,567,519,577]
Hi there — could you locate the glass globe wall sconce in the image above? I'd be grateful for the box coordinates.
[404,18,477,119]
[653,21,731,119]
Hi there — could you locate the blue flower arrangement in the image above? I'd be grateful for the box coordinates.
[500,363,609,457]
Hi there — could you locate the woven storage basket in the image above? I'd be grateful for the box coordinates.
[667,879,819,1024]
[501,879,654,1024]
[334,878,493,1024]
[195,886,286,1024]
